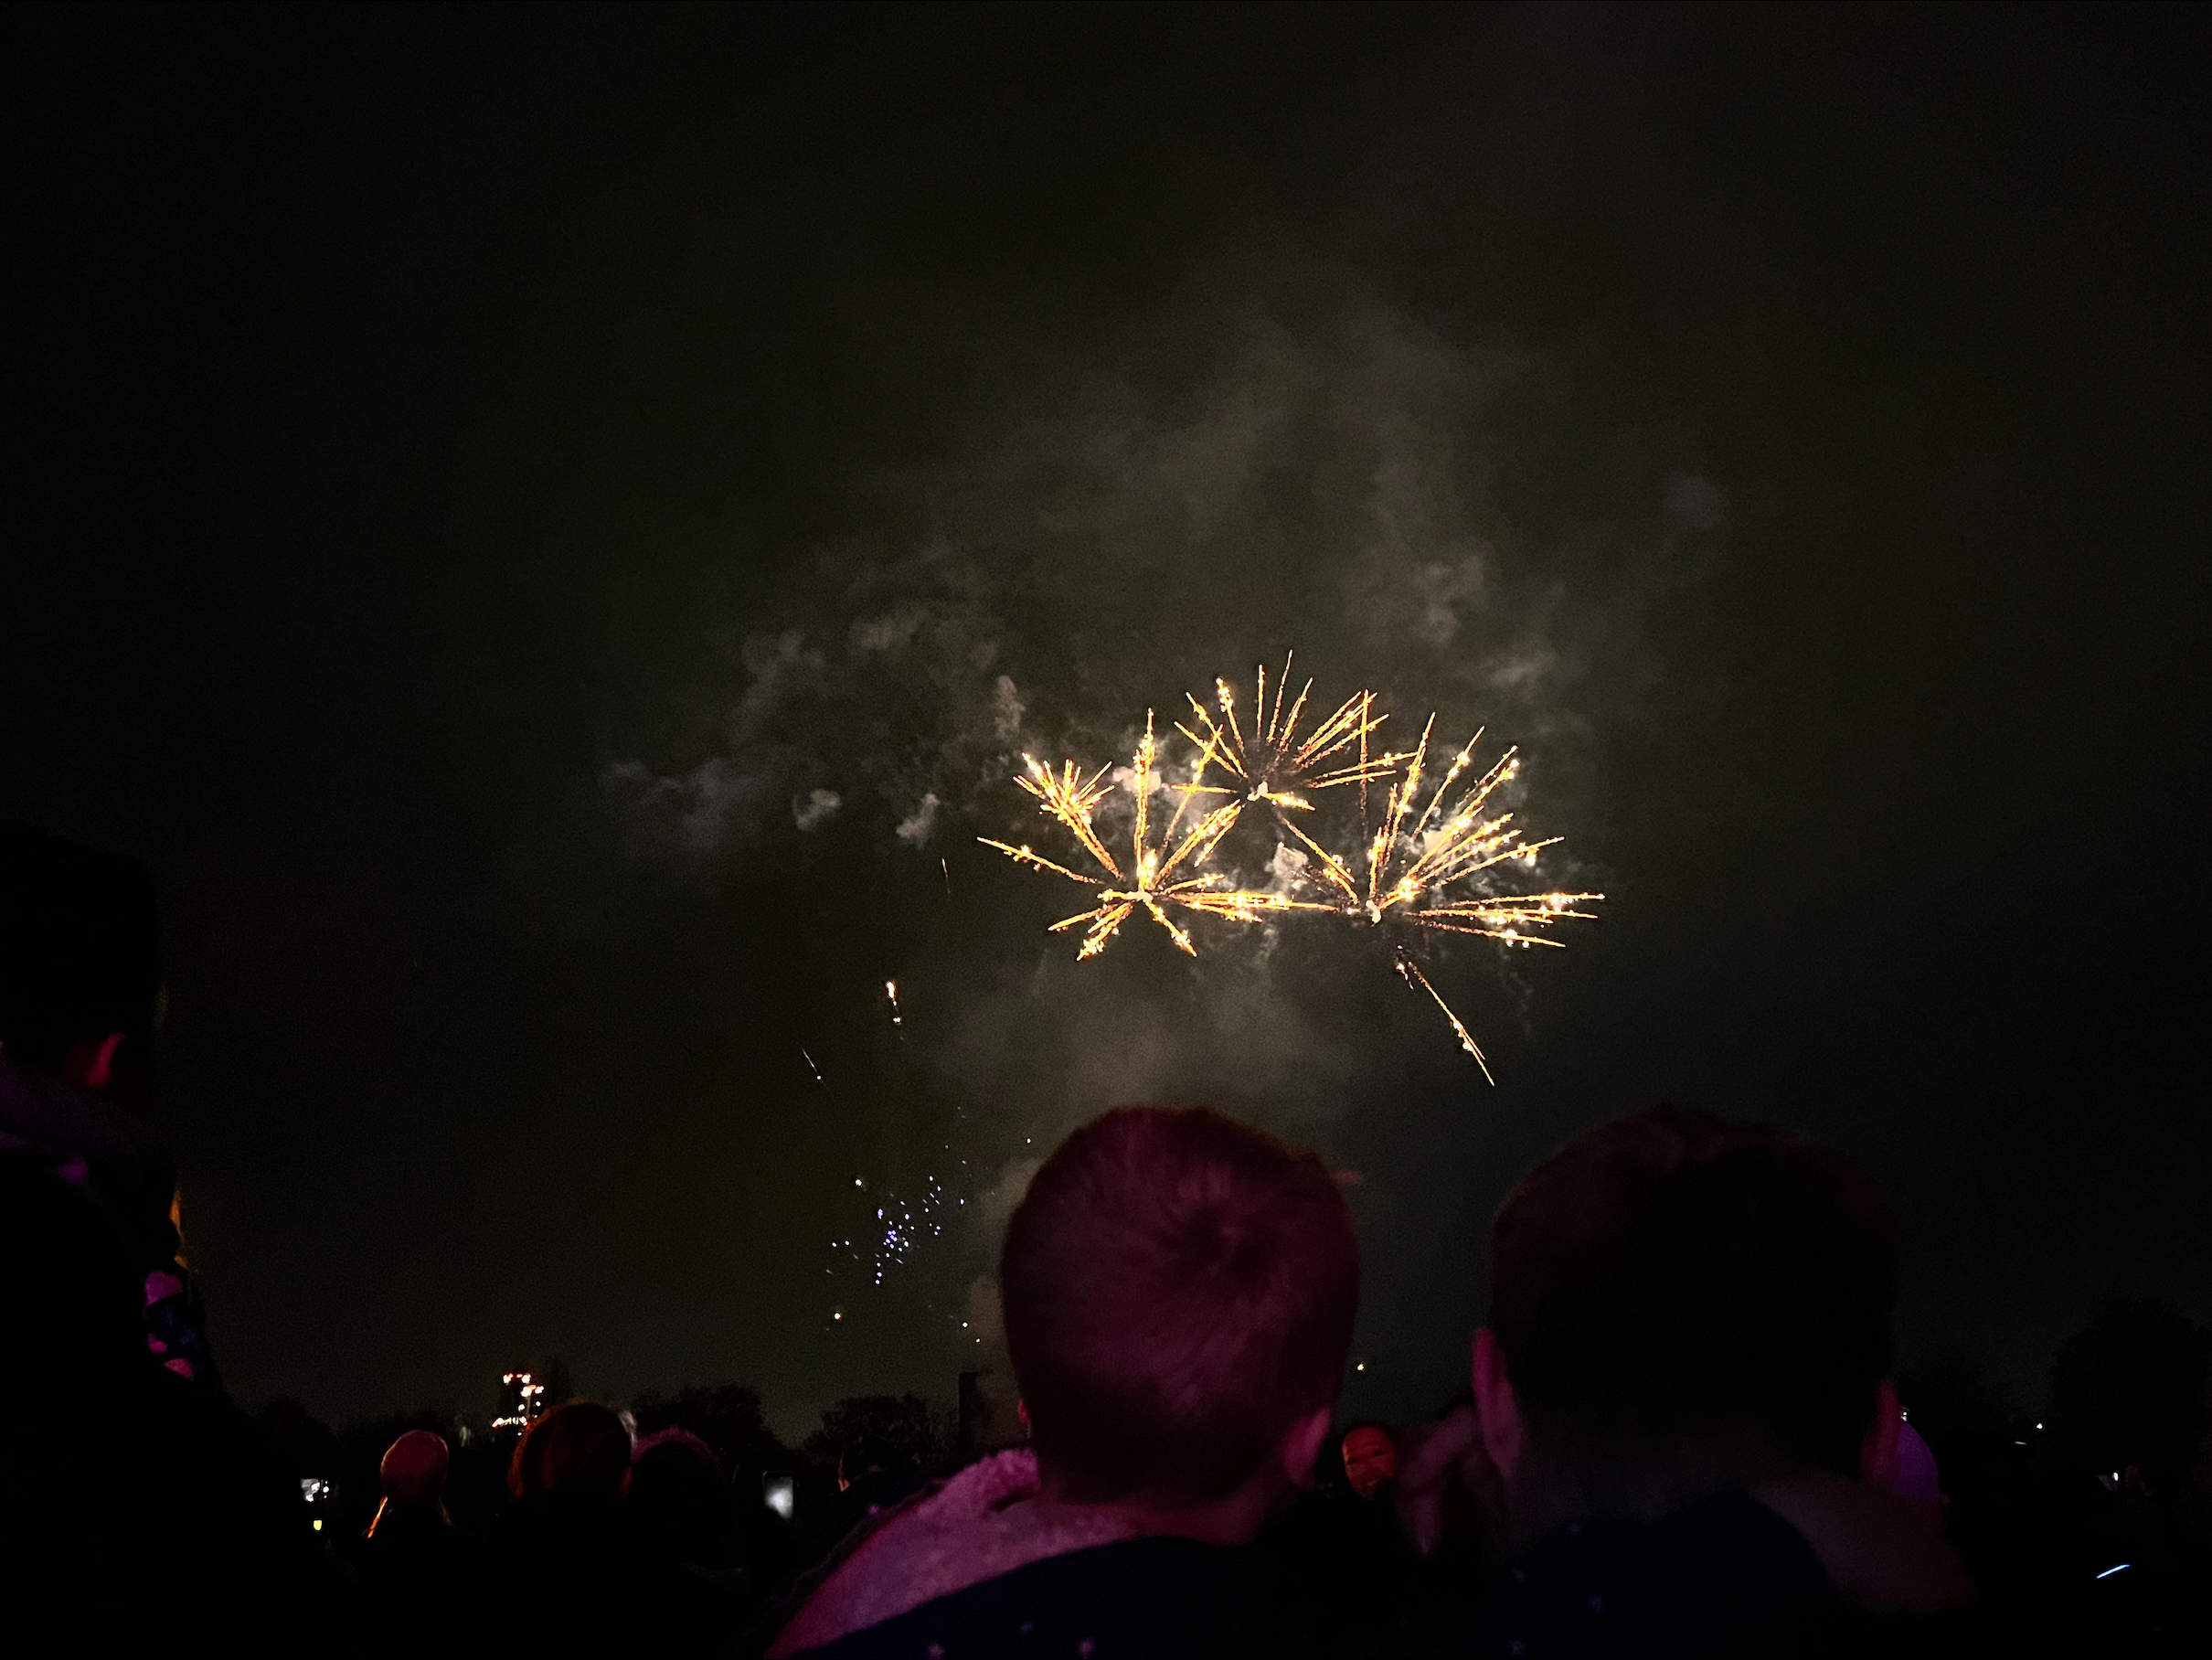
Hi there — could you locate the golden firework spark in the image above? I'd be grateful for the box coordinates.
[1173,652,1409,839]
[1259,714,1598,1077]
[1173,666,1601,1074]
[979,665,1602,1075]
[1347,718,1602,943]
[980,710,1331,959]
[1395,953,1494,1082]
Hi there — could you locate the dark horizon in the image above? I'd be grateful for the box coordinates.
[5,2,2206,1443]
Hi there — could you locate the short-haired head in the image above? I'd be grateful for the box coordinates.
[1001,1104,1359,1506]
[509,1402,632,1500]
[1489,1106,1893,1502]
[380,1430,451,1503]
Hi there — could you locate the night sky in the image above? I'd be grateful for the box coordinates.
[5,4,2206,1442]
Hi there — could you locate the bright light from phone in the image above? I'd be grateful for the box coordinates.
[763,1473,796,1520]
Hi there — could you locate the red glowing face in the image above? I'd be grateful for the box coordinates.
[1341,1425,1398,1498]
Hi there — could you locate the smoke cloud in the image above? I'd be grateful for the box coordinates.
[601,304,1721,878]
[591,293,1725,1374]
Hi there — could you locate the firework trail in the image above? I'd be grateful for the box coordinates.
[979,710,1332,960]
[1395,953,1494,1081]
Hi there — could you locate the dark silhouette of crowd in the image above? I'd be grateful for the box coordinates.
[4,822,2207,1655]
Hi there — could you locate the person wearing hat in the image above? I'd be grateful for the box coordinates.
[361,1430,482,1647]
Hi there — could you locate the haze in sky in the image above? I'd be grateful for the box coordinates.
[4,4,2204,1438]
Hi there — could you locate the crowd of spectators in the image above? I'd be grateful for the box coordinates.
[4,821,2207,1655]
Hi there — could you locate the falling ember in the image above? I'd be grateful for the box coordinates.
[1396,953,1493,1084]
[802,1048,824,1086]
[885,979,903,1027]
[980,708,1333,960]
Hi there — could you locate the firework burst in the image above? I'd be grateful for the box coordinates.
[1274,715,1601,1079]
[1172,652,1409,849]
[981,665,1602,1074]
[979,710,1330,959]
[1353,718,1601,939]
